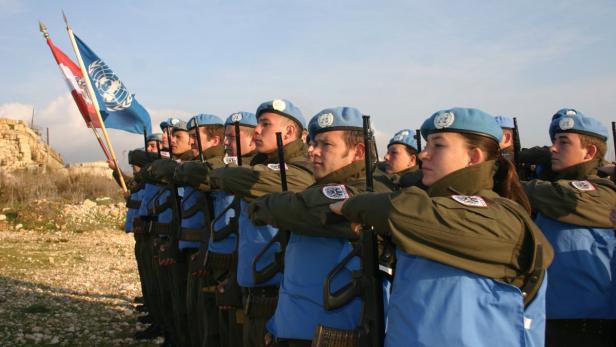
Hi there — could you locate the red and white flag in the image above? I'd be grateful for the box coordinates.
[44,37,101,128]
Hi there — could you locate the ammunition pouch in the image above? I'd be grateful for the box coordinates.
[155,222,178,262]
[312,325,358,347]
[242,286,279,319]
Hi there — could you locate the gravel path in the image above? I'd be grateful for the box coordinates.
[0,228,161,346]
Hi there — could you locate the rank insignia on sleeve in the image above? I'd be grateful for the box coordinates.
[267,163,288,171]
[322,185,350,200]
[223,156,238,165]
[451,195,488,208]
[570,180,595,191]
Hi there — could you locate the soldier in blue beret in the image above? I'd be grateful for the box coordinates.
[494,115,516,159]
[169,99,314,347]
[331,107,553,346]
[383,129,419,175]
[248,106,392,345]
[223,111,258,162]
[522,109,616,347]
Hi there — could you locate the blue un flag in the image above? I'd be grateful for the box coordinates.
[74,34,152,135]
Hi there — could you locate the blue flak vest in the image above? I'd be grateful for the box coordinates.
[267,234,361,340]
[385,250,547,347]
[124,188,144,232]
[154,186,183,242]
[137,183,160,219]
[535,213,616,319]
[237,200,282,288]
[179,186,204,251]
[207,192,237,254]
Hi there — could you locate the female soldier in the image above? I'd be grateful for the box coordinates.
[330,107,553,347]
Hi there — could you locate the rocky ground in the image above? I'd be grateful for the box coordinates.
[0,199,161,346]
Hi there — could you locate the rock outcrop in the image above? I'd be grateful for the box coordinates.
[0,118,64,171]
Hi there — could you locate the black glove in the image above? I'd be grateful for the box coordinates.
[148,159,179,182]
[174,161,211,187]
[248,200,272,226]
[518,146,551,166]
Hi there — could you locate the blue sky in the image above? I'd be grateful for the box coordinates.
[1,0,615,164]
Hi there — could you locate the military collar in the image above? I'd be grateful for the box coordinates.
[552,159,600,181]
[427,160,496,197]
[174,150,195,162]
[316,160,365,185]
[203,145,225,160]
[251,139,307,165]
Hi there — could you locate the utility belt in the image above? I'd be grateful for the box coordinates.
[312,325,358,347]
[207,251,233,272]
[153,222,173,236]
[548,319,616,337]
[179,227,203,242]
[242,286,279,319]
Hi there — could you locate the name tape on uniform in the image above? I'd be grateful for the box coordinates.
[267,163,289,171]
[322,185,350,200]
[223,156,238,165]
[451,195,488,208]
[570,180,595,192]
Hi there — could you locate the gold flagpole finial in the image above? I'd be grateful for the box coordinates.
[38,20,49,38]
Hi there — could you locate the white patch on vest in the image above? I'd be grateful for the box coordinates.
[451,195,488,208]
[434,112,455,129]
[559,117,575,130]
[272,99,286,112]
[267,163,288,171]
[379,264,393,275]
[231,113,243,122]
[223,156,238,165]
[318,113,335,128]
[322,185,350,200]
[523,317,532,330]
[570,180,595,191]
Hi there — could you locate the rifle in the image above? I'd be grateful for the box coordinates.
[415,129,422,168]
[319,115,385,347]
[251,132,289,284]
[612,122,615,164]
[513,117,521,167]
[193,118,205,163]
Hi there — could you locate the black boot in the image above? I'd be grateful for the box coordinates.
[134,324,162,340]
[133,296,144,304]
[137,314,154,324]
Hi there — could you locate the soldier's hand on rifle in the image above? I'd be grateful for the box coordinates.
[174,161,210,187]
[149,159,178,182]
[248,201,273,226]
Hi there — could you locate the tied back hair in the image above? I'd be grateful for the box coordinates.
[463,133,532,214]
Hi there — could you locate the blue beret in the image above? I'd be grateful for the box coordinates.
[421,107,502,143]
[146,133,163,142]
[256,99,306,129]
[388,129,418,151]
[225,112,257,128]
[160,117,183,131]
[549,108,608,141]
[308,107,363,140]
[187,114,223,130]
[494,115,514,129]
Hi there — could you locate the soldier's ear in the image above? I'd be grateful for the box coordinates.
[354,142,365,161]
[584,144,598,160]
[467,147,485,166]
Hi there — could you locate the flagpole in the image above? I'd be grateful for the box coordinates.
[39,20,113,163]
[62,13,128,194]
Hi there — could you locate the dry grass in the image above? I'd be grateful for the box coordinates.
[0,170,123,206]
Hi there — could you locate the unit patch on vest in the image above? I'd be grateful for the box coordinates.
[223,156,238,165]
[322,185,350,200]
[451,195,488,208]
[267,163,289,171]
[570,180,595,192]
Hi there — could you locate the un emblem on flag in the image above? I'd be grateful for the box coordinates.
[88,59,133,111]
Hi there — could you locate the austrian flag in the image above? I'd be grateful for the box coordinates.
[44,37,100,128]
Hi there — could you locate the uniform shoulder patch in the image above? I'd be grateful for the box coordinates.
[322,185,350,200]
[570,180,595,192]
[267,163,289,171]
[223,156,238,165]
[451,195,488,208]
